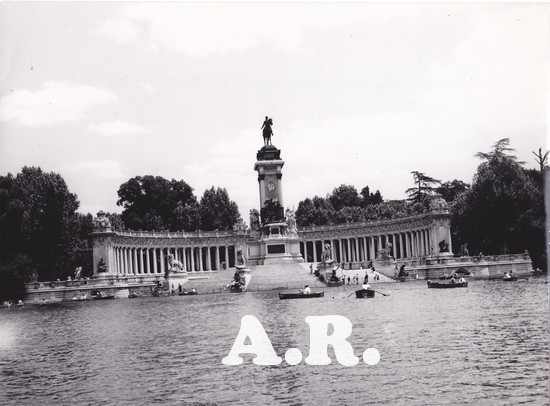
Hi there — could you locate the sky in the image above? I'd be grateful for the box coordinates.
[0,2,549,223]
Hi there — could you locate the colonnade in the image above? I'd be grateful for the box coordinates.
[301,228,441,264]
[110,245,235,275]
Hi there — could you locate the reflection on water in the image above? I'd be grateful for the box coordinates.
[0,279,548,405]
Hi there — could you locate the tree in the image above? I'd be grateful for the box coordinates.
[334,206,365,224]
[436,180,470,203]
[329,184,362,211]
[405,171,441,203]
[172,201,201,231]
[452,140,545,270]
[360,186,383,207]
[295,196,336,226]
[0,167,80,282]
[199,187,241,231]
[117,176,197,231]
[532,147,549,175]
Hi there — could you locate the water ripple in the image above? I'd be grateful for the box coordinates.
[0,280,547,405]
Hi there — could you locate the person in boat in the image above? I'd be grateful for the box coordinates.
[17,300,23,305]
[503,272,511,279]
[450,275,456,284]
[300,285,311,295]
[178,284,182,293]
[191,288,197,294]
[398,264,409,278]
[362,283,371,290]
[458,276,466,283]
[364,272,369,284]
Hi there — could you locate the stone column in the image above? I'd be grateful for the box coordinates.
[146,248,151,274]
[133,248,138,275]
[215,246,220,270]
[206,246,212,271]
[312,241,318,263]
[153,249,158,274]
[199,247,204,271]
[190,248,195,271]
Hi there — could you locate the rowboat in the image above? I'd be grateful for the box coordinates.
[503,276,517,282]
[355,289,375,299]
[326,280,343,287]
[427,281,468,289]
[279,291,324,300]
[128,292,140,298]
[178,290,198,296]
[90,290,115,300]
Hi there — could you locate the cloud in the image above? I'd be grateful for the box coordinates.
[0,81,119,127]
[87,120,147,137]
[59,160,127,180]
[95,3,368,57]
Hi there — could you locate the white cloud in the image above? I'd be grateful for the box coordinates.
[59,160,127,180]
[87,120,147,137]
[0,81,119,127]
[95,3,369,57]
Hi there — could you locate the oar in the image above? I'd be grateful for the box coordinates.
[373,289,389,296]
[347,291,356,298]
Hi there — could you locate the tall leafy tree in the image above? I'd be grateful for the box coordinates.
[117,176,197,231]
[406,171,441,203]
[360,186,383,206]
[329,184,362,211]
[296,196,336,226]
[199,187,241,231]
[172,201,201,231]
[0,167,80,282]
[452,139,545,269]
[436,180,470,203]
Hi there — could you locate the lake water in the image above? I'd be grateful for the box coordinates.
[0,278,548,405]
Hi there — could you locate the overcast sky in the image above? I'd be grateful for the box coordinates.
[0,2,548,222]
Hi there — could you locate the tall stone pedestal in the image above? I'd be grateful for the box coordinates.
[247,222,303,265]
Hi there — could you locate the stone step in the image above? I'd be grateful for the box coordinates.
[177,262,397,294]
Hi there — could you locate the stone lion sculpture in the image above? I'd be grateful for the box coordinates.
[168,254,186,272]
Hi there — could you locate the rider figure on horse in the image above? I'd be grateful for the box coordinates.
[261,116,274,146]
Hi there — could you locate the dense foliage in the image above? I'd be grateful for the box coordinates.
[117,176,197,231]
[117,176,241,231]
[0,167,81,290]
[406,171,441,203]
[296,184,425,226]
[199,187,241,231]
[451,139,546,270]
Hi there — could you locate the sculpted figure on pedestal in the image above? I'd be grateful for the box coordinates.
[93,211,111,231]
[168,254,186,273]
[285,208,298,236]
[261,116,274,146]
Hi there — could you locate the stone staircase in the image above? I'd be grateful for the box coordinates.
[180,262,397,294]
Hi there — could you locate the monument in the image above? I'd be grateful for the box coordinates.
[247,117,304,265]
[91,211,115,277]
